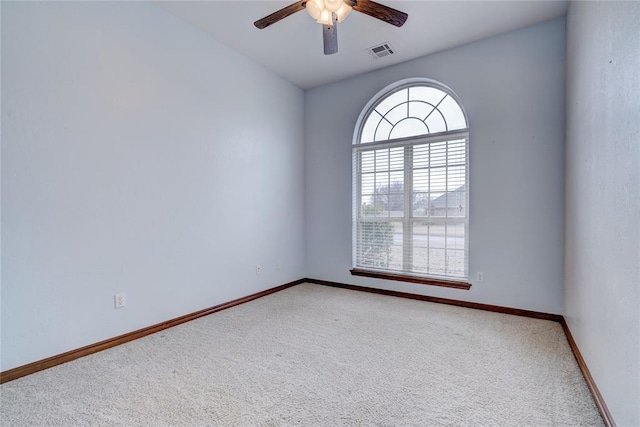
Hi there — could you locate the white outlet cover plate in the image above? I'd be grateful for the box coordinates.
[114,293,126,308]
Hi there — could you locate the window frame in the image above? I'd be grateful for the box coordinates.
[351,78,471,289]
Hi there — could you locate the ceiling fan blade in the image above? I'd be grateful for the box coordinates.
[254,1,306,29]
[348,0,408,27]
[323,22,338,55]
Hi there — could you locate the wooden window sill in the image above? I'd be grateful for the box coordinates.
[350,269,471,290]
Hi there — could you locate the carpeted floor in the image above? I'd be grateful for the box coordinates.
[1,283,603,426]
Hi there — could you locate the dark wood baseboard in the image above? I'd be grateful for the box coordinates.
[0,279,305,384]
[560,318,616,427]
[305,278,562,321]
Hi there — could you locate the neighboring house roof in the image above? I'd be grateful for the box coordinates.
[430,184,466,209]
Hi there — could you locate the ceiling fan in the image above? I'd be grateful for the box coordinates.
[254,0,408,55]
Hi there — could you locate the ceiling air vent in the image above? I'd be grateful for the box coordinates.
[367,43,395,59]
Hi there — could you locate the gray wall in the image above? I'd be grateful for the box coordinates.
[305,18,566,314]
[565,2,640,425]
[1,2,305,371]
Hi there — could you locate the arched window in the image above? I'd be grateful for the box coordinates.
[351,78,470,287]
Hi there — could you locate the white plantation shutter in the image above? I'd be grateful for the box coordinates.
[353,81,469,282]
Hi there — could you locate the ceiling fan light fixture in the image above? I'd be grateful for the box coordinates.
[324,0,344,13]
[316,9,333,26]
[335,3,352,22]
[305,0,324,20]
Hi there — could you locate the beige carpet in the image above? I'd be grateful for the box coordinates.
[1,283,602,426]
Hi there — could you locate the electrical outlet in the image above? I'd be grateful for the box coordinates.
[476,272,484,283]
[256,265,261,275]
[114,293,126,309]
[277,260,282,270]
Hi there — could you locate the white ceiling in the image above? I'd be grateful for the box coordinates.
[157,0,568,90]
